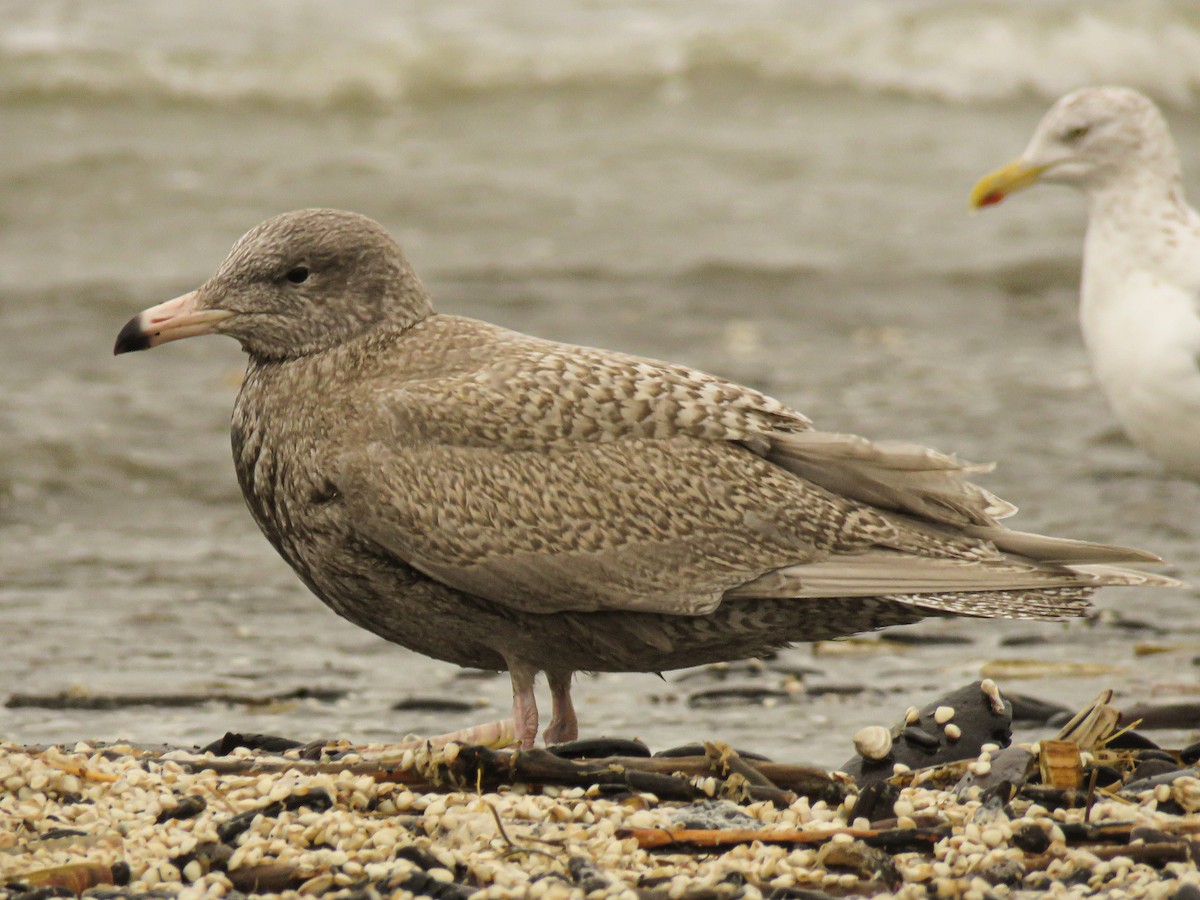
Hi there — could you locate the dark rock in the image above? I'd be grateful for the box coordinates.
[1123,766,1200,795]
[654,743,771,762]
[980,857,1025,888]
[816,839,901,889]
[200,732,303,756]
[1120,701,1200,730]
[849,780,900,824]
[1135,749,1178,763]
[955,744,1034,798]
[1010,822,1052,854]
[879,632,973,646]
[34,828,87,841]
[393,844,446,872]
[567,855,610,893]
[391,696,479,712]
[216,805,279,845]
[1129,759,1183,783]
[1082,765,1123,789]
[900,726,942,751]
[1107,730,1162,751]
[1182,740,1200,766]
[1005,692,1072,725]
[547,737,650,759]
[999,634,1052,646]
[155,794,206,823]
[214,788,333,844]
[388,872,476,900]
[1131,825,1186,845]
[803,683,869,697]
[686,685,792,708]
[841,681,1012,784]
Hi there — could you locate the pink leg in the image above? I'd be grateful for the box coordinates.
[509,661,539,749]
[543,670,579,745]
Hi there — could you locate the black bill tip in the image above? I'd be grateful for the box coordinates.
[113,315,151,355]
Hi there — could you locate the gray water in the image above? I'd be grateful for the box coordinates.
[3,0,1200,767]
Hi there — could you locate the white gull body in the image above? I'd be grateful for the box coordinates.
[972,86,1200,478]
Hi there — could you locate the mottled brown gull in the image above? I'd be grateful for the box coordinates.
[114,208,1172,748]
[971,86,1200,479]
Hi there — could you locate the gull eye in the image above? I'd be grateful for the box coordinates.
[286,266,310,284]
[1062,125,1090,144]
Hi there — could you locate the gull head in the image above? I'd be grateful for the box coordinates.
[970,86,1180,209]
[114,209,434,361]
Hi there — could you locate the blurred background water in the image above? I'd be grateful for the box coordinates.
[3,0,1200,766]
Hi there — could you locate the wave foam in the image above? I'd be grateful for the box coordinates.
[4,1,1200,108]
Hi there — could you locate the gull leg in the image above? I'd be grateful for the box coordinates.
[509,660,540,749]
[544,669,579,745]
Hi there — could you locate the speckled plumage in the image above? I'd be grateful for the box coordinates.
[115,208,1172,746]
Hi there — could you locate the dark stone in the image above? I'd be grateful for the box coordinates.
[200,732,303,756]
[879,632,972,646]
[952,743,1034,800]
[975,780,1017,809]
[213,789,328,845]
[1107,730,1162,751]
[979,857,1025,888]
[155,794,206,823]
[391,696,479,712]
[34,828,87,841]
[567,855,610,893]
[849,780,900,824]
[999,634,1051,646]
[803,683,868,697]
[547,737,650,759]
[1081,765,1123,789]
[217,804,281,845]
[1010,822,1052,854]
[1120,701,1200,730]
[687,685,791,708]
[1131,825,1185,845]
[388,872,476,900]
[841,681,1012,784]
[393,844,448,871]
[1129,759,1183,783]
[1174,883,1200,900]
[1183,740,1200,766]
[282,787,334,813]
[654,743,771,761]
[1134,749,1178,764]
[1005,693,1072,725]
[900,726,942,751]
[111,862,131,886]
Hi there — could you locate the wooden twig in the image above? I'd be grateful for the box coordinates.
[620,824,947,853]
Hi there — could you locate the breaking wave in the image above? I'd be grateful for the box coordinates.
[3,0,1200,108]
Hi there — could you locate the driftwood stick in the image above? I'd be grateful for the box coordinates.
[1025,841,1198,870]
[149,746,841,803]
[620,824,947,852]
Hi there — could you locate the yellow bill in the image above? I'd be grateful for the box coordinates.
[969,159,1050,209]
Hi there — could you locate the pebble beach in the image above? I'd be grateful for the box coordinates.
[4,682,1200,899]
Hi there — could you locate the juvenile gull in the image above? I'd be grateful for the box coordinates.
[970,86,1200,478]
[114,209,1172,748]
